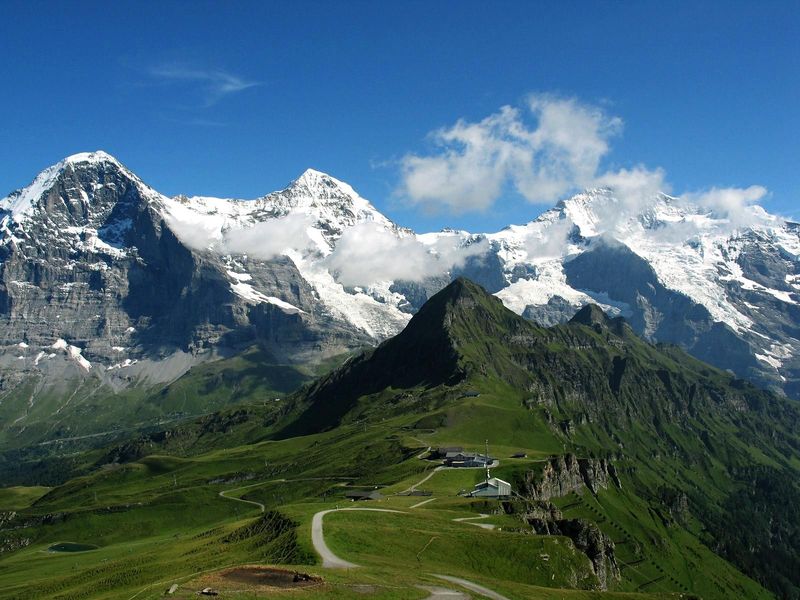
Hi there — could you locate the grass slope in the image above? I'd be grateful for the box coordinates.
[0,346,348,486]
[1,278,798,598]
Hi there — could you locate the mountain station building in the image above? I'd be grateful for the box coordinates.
[468,477,512,498]
[443,451,493,468]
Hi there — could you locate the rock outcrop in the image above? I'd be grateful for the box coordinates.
[521,454,621,501]
[518,500,620,590]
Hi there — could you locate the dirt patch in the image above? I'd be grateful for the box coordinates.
[219,565,322,589]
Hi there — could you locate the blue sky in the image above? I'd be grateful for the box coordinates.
[1,1,797,232]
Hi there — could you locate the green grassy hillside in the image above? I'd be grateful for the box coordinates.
[1,278,798,599]
[0,346,349,486]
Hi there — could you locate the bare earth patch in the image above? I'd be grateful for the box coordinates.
[193,565,324,593]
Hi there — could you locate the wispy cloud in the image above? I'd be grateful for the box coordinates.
[148,63,260,107]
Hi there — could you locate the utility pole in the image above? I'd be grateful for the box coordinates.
[485,439,491,481]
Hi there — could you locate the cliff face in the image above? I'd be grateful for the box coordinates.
[515,499,620,590]
[552,518,620,590]
[0,154,374,378]
[511,454,623,589]
[521,454,621,501]
[0,154,395,448]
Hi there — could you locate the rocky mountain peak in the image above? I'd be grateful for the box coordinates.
[0,151,160,229]
[410,277,497,325]
[570,304,612,327]
[283,168,361,203]
[242,168,396,241]
[568,302,632,338]
[63,150,123,168]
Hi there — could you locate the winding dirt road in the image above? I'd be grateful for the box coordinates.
[311,507,404,568]
[432,574,511,600]
[218,483,266,513]
[311,507,513,598]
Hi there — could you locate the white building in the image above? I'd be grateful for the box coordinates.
[468,477,511,498]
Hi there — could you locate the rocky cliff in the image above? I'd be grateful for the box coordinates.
[520,454,621,501]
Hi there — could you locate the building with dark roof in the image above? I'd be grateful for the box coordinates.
[345,490,383,501]
[444,452,493,468]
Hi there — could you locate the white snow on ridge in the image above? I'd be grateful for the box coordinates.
[285,249,410,339]
[160,169,409,337]
[481,189,800,339]
[230,280,271,304]
[756,353,782,370]
[623,232,755,331]
[67,345,92,371]
[160,168,394,256]
[495,265,584,313]
[264,296,304,314]
[107,358,137,371]
[228,277,305,315]
[0,159,65,219]
[64,226,128,258]
[226,270,253,282]
[48,338,92,371]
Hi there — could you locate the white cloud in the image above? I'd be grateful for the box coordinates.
[166,213,315,259]
[324,224,487,287]
[517,95,622,201]
[398,93,773,240]
[524,218,575,259]
[685,186,769,228]
[398,94,622,212]
[594,166,669,211]
[149,63,260,106]
[223,214,315,259]
[164,212,222,251]
[591,166,670,233]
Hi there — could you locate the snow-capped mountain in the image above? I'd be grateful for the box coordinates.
[1,152,798,403]
[0,153,407,397]
[486,190,800,398]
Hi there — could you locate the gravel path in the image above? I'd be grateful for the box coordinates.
[311,508,404,568]
[453,514,496,530]
[432,574,511,600]
[399,466,443,494]
[309,507,512,597]
[218,484,266,513]
[410,497,437,509]
[416,585,470,599]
